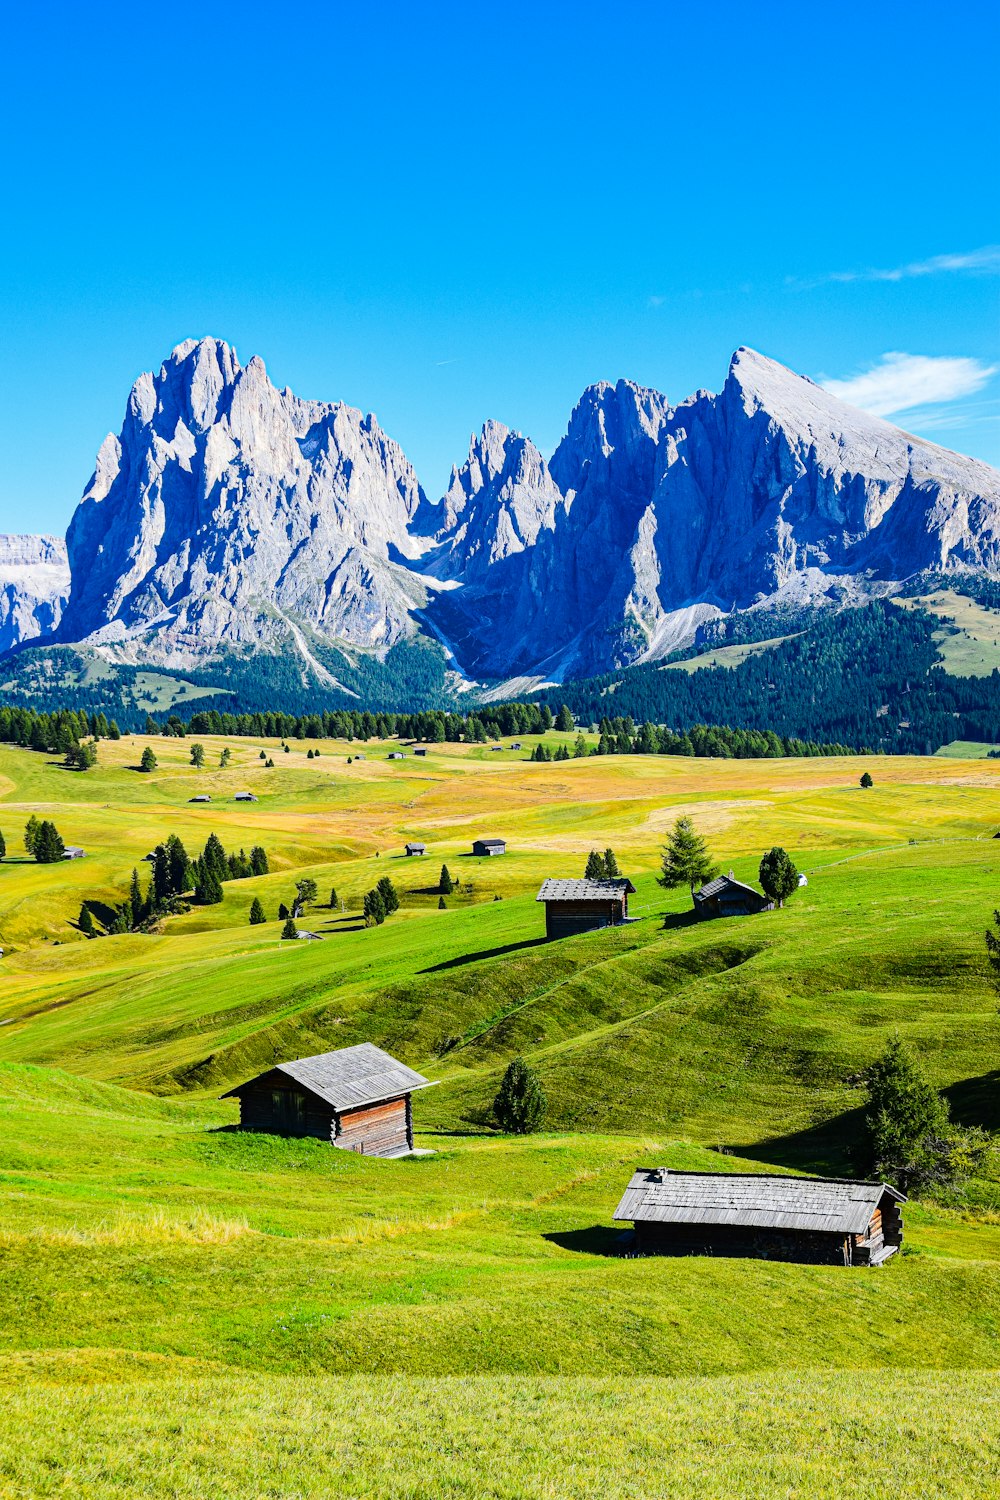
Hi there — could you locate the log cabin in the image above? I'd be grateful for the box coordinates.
[536,877,636,939]
[221,1043,435,1156]
[614,1167,905,1266]
[693,872,773,918]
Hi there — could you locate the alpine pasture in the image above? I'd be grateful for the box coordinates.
[1,730,998,1497]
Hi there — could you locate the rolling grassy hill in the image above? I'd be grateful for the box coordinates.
[1,731,998,1493]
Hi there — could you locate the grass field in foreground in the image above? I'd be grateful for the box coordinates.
[1,733,998,1490]
[1,1367,997,1499]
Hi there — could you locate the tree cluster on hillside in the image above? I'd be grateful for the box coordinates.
[364,877,399,927]
[547,602,1000,755]
[76,832,269,937]
[25,816,64,863]
[585,849,621,880]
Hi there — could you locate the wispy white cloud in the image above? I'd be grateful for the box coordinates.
[647,294,666,308]
[821,352,998,417]
[793,245,1000,288]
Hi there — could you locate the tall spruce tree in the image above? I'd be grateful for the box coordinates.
[585,850,604,880]
[439,864,454,895]
[376,876,398,914]
[34,820,65,863]
[249,898,266,925]
[24,815,40,857]
[78,903,96,938]
[493,1057,547,1134]
[281,917,299,940]
[658,816,716,895]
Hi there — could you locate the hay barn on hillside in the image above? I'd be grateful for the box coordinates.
[536,877,636,939]
[693,873,772,918]
[614,1167,905,1266]
[472,837,506,856]
[222,1043,434,1156]
[405,842,426,856]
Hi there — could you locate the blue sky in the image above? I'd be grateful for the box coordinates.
[1,0,997,534]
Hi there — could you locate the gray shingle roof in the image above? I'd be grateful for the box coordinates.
[614,1168,905,1235]
[696,874,762,900]
[536,878,636,902]
[224,1043,433,1112]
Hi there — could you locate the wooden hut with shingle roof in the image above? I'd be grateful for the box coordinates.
[222,1043,435,1156]
[614,1166,905,1266]
[536,877,636,939]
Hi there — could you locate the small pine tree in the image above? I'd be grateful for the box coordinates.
[79,903,96,937]
[493,1057,547,1134]
[190,743,205,768]
[857,1035,989,1193]
[585,850,604,880]
[139,746,158,773]
[0,829,5,861]
[259,749,267,760]
[220,747,231,768]
[438,895,446,909]
[602,848,620,879]
[24,815,41,856]
[573,732,588,758]
[129,868,146,926]
[556,704,574,733]
[249,898,266,925]
[266,757,275,768]
[860,771,874,788]
[363,888,386,927]
[281,917,299,940]
[108,721,121,740]
[250,846,269,876]
[278,902,290,921]
[329,887,338,910]
[658,816,716,896]
[758,847,799,908]
[439,863,454,895]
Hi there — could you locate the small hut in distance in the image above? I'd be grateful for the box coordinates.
[405,842,426,856]
[472,837,506,857]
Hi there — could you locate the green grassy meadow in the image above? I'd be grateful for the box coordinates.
[1,731,998,1493]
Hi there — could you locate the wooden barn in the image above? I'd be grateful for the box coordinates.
[536,877,636,939]
[404,841,426,856]
[472,837,506,857]
[614,1167,905,1266]
[221,1043,434,1156]
[693,872,772,918]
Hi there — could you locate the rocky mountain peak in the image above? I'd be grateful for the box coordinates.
[0,534,70,654]
[10,338,999,691]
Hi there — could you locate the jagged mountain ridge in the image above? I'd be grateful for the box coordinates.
[0,535,70,654]
[23,337,1000,685]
